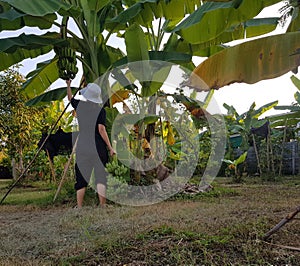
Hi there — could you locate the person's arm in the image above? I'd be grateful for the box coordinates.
[98,124,116,156]
[66,79,73,101]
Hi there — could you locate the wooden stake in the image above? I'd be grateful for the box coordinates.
[252,134,262,176]
[46,150,56,183]
[279,120,288,176]
[267,124,275,175]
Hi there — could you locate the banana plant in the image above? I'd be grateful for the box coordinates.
[224,100,278,149]
[0,0,286,106]
[223,151,248,181]
[270,75,300,127]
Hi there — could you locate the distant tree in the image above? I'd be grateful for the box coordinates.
[0,66,45,174]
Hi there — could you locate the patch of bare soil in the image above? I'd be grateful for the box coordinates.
[0,181,299,265]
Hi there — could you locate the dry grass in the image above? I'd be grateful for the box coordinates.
[0,177,299,265]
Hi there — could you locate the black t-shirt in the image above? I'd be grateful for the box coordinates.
[71,98,107,156]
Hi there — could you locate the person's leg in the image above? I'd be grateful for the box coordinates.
[74,163,89,208]
[96,183,106,206]
[76,187,86,208]
[95,152,108,207]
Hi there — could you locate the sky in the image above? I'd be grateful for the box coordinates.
[0,2,298,117]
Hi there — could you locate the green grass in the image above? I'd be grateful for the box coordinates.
[0,176,299,265]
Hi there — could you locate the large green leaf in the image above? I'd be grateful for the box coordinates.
[0,7,56,30]
[164,17,278,55]
[0,32,67,53]
[110,0,156,24]
[0,32,67,71]
[125,23,151,84]
[125,23,149,62]
[112,51,192,68]
[110,0,199,25]
[245,17,279,38]
[190,32,300,90]
[22,59,59,98]
[1,0,79,17]
[25,87,78,106]
[80,0,100,38]
[0,46,52,71]
[164,34,225,57]
[171,0,281,44]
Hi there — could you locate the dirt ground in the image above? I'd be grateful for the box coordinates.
[0,178,299,265]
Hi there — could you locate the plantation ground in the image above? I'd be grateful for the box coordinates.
[0,177,299,265]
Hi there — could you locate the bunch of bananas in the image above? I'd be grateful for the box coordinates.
[106,159,130,198]
[105,160,129,179]
[56,47,78,80]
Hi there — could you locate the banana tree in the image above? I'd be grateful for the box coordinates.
[224,100,278,149]
[0,0,286,105]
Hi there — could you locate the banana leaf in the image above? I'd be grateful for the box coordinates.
[291,75,300,91]
[0,32,67,71]
[25,87,78,106]
[1,0,80,17]
[0,8,56,30]
[190,32,300,90]
[268,110,300,123]
[22,59,59,98]
[110,0,199,24]
[171,0,280,44]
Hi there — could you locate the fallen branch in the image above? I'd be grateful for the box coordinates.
[263,205,300,241]
[262,240,300,252]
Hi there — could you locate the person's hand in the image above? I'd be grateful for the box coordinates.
[109,147,116,157]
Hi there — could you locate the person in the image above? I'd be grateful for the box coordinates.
[66,79,115,208]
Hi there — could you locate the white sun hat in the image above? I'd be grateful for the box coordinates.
[80,83,103,104]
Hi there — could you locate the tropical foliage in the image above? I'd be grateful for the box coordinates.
[1,0,299,185]
[0,0,297,103]
[191,0,300,90]
[0,67,44,174]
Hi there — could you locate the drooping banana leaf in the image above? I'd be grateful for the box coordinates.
[25,87,78,106]
[164,17,278,56]
[170,0,281,44]
[22,58,59,98]
[110,0,199,25]
[1,0,80,17]
[0,32,66,53]
[190,32,300,90]
[0,7,56,30]
[0,46,52,72]
[0,32,67,71]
